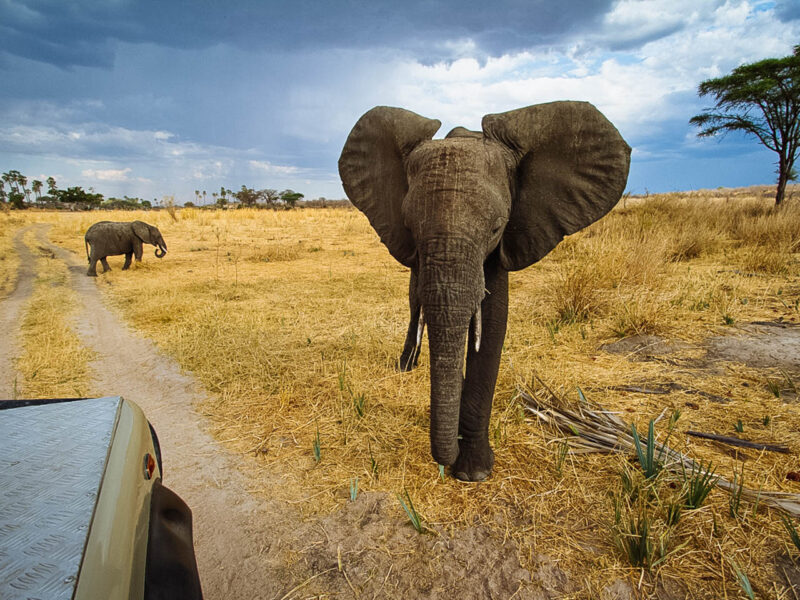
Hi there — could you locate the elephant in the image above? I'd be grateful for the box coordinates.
[85,220,167,277]
[338,101,630,481]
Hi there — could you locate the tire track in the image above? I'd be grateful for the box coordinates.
[0,225,38,399]
[34,226,301,599]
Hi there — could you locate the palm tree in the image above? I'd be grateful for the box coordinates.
[46,176,57,197]
[18,174,30,203]
[32,180,42,202]
[1,172,12,197]
[3,170,20,193]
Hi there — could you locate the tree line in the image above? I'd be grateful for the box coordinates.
[187,186,305,209]
[1,170,119,209]
[0,172,314,210]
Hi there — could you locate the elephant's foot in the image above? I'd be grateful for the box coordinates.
[451,440,494,482]
[87,271,98,277]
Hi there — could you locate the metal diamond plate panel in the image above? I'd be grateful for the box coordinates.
[0,397,121,600]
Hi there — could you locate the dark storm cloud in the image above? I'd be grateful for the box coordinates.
[1,0,617,68]
[604,22,686,52]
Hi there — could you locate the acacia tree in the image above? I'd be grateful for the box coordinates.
[279,189,303,209]
[261,188,279,208]
[690,46,800,206]
[234,185,260,207]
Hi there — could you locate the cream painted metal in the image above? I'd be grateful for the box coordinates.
[0,397,159,600]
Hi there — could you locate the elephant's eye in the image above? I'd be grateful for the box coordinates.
[491,218,505,235]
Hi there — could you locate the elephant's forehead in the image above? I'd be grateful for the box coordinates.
[406,138,510,182]
[403,138,512,230]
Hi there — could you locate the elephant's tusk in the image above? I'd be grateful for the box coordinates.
[415,308,425,351]
[472,308,482,353]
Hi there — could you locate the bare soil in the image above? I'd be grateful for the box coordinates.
[600,326,800,375]
[705,321,800,374]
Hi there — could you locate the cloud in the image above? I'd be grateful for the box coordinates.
[0,0,619,68]
[82,167,131,181]
[249,160,299,175]
[378,1,799,137]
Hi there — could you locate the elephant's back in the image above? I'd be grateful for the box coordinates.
[85,221,115,239]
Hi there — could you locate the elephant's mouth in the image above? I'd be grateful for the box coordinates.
[155,246,167,258]
[415,304,482,358]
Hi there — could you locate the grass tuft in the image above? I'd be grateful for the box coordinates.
[613,508,653,569]
[312,427,321,463]
[631,420,664,480]
[682,460,718,509]
[397,489,427,534]
[729,465,745,519]
[782,515,800,554]
[729,558,755,600]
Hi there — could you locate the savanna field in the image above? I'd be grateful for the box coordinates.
[2,186,800,598]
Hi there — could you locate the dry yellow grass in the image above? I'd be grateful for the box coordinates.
[15,229,95,398]
[16,189,800,596]
[0,212,25,298]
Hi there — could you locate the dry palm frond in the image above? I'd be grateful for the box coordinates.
[520,374,800,518]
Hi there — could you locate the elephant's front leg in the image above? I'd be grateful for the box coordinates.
[100,258,111,273]
[452,253,509,482]
[122,252,132,270]
[397,268,422,372]
[133,240,143,262]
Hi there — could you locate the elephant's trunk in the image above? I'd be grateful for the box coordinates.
[154,244,167,258]
[419,238,484,466]
[425,307,470,465]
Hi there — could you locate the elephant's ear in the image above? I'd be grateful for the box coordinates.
[339,106,441,267]
[483,101,631,271]
[132,220,151,243]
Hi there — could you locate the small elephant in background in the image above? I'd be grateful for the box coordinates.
[339,102,630,481]
[85,220,167,276]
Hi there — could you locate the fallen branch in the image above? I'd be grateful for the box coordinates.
[521,373,800,518]
[686,430,790,454]
[608,383,730,403]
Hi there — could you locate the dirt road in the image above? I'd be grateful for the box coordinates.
[1,225,549,600]
[0,225,304,598]
[0,227,36,398]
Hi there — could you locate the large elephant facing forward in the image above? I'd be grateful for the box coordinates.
[339,102,630,481]
[85,220,167,277]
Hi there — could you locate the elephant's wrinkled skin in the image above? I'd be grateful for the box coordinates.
[339,102,630,481]
[85,220,167,277]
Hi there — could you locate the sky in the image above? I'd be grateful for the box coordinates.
[1,0,799,204]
